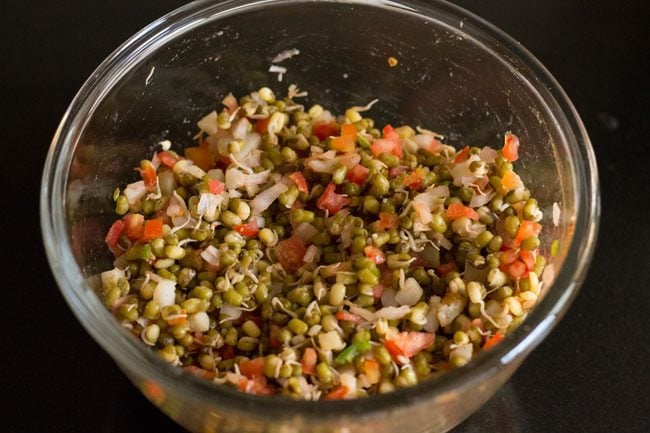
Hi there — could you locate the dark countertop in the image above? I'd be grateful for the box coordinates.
[2,1,648,432]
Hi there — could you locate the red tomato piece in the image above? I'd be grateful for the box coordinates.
[483,333,505,351]
[335,310,363,323]
[378,212,399,229]
[140,218,163,242]
[501,170,520,191]
[519,250,536,270]
[502,133,520,162]
[208,178,224,194]
[105,220,125,249]
[513,220,542,247]
[123,213,144,240]
[239,357,266,379]
[340,123,358,139]
[384,332,435,361]
[508,260,528,280]
[316,183,350,215]
[300,348,317,375]
[157,151,181,167]
[453,146,470,163]
[436,261,457,277]
[256,117,270,134]
[139,164,157,190]
[233,221,259,237]
[312,121,340,141]
[364,246,386,264]
[347,164,369,185]
[288,172,309,193]
[403,168,425,190]
[274,235,307,273]
[331,135,356,153]
[445,203,480,221]
[324,385,349,400]
[500,248,520,265]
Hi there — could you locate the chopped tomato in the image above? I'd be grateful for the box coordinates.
[183,366,215,380]
[168,309,187,326]
[403,168,426,190]
[316,183,350,214]
[300,348,317,375]
[324,385,349,400]
[105,220,125,251]
[340,123,358,140]
[388,166,408,177]
[519,250,536,270]
[382,125,400,142]
[384,332,435,361]
[238,376,275,395]
[274,235,307,273]
[513,220,542,247]
[331,135,356,153]
[453,146,470,163]
[426,138,442,154]
[335,310,363,323]
[140,218,163,242]
[233,220,259,237]
[445,203,479,221]
[157,151,181,167]
[364,246,386,264]
[256,117,270,134]
[436,261,457,277]
[288,171,309,193]
[239,357,266,379]
[502,133,520,162]
[208,178,224,194]
[184,147,214,171]
[138,163,157,190]
[123,213,144,240]
[507,260,528,280]
[312,121,340,141]
[501,170,520,191]
[370,124,403,158]
[378,212,399,229]
[372,283,385,300]
[500,248,520,265]
[483,333,505,351]
[363,359,381,384]
[347,164,369,185]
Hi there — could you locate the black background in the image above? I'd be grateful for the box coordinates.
[2,1,649,432]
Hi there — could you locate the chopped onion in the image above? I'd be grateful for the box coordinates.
[422,296,442,332]
[339,373,356,397]
[380,287,398,307]
[225,167,270,191]
[197,110,219,135]
[413,202,433,224]
[123,181,147,205]
[336,152,361,169]
[437,293,466,327]
[101,267,126,289]
[553,202,561,226]
[395,278,423,306]
[231,118,250,140]
[478,146,498,163]
[413,185,449,224]
[349,305,378,322]
[293,222,319,243]
[250,182,288,214]
[305,150,337,173]
[374,305,411,320]
[469,190,495,208]
[207,168,225,181]
[153,279,176,308]
[200,245,220,267]
[312,109,334,124]
[197,193,222,220]
[303,245,321,263]
[220,303,243,321]
[450,155,480,186]
[173,159,206,179]
[318,331,345,352]
[189,312,210,332]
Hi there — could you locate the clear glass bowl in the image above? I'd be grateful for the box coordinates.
[40,1,599,432]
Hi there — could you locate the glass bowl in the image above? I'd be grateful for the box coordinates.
[40,0,599,432]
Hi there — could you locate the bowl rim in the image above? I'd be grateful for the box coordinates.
[40,0,600,420]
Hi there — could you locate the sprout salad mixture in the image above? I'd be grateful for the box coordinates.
[101,85,548,400]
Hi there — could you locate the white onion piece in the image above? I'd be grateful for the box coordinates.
[553,202,561,226]
[101,267,125,289]
[312,109,334,124]
[395,278,423,306]
[293,222,319,243]
[349,305,378,322]
[189,312,210,332]
[200,245,221,267]
[413,202,433,225]
[380,287,399,307]
[220,303,243,321]
[197,110,219,135]
[197,193,221,220]
[478,146,498,163]
[123,181,147,205]
[207,168,225,181]
[173,159,206,179]
[318,331,345,352]
[250,182,288,214]
[450,155,480,186]
[153,279,176,308]
[339,373,356,397]
[336,152,361,169]
[469,190,495,208]
[225,167,270,191]
[303,245,321,263]
[305,150,337,173]
[231,118,250,140]
[437,293,466,327]
[422,296,442,332]
[374,305,411,320]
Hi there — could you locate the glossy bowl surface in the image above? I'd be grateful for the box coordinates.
[41,1,599,432]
